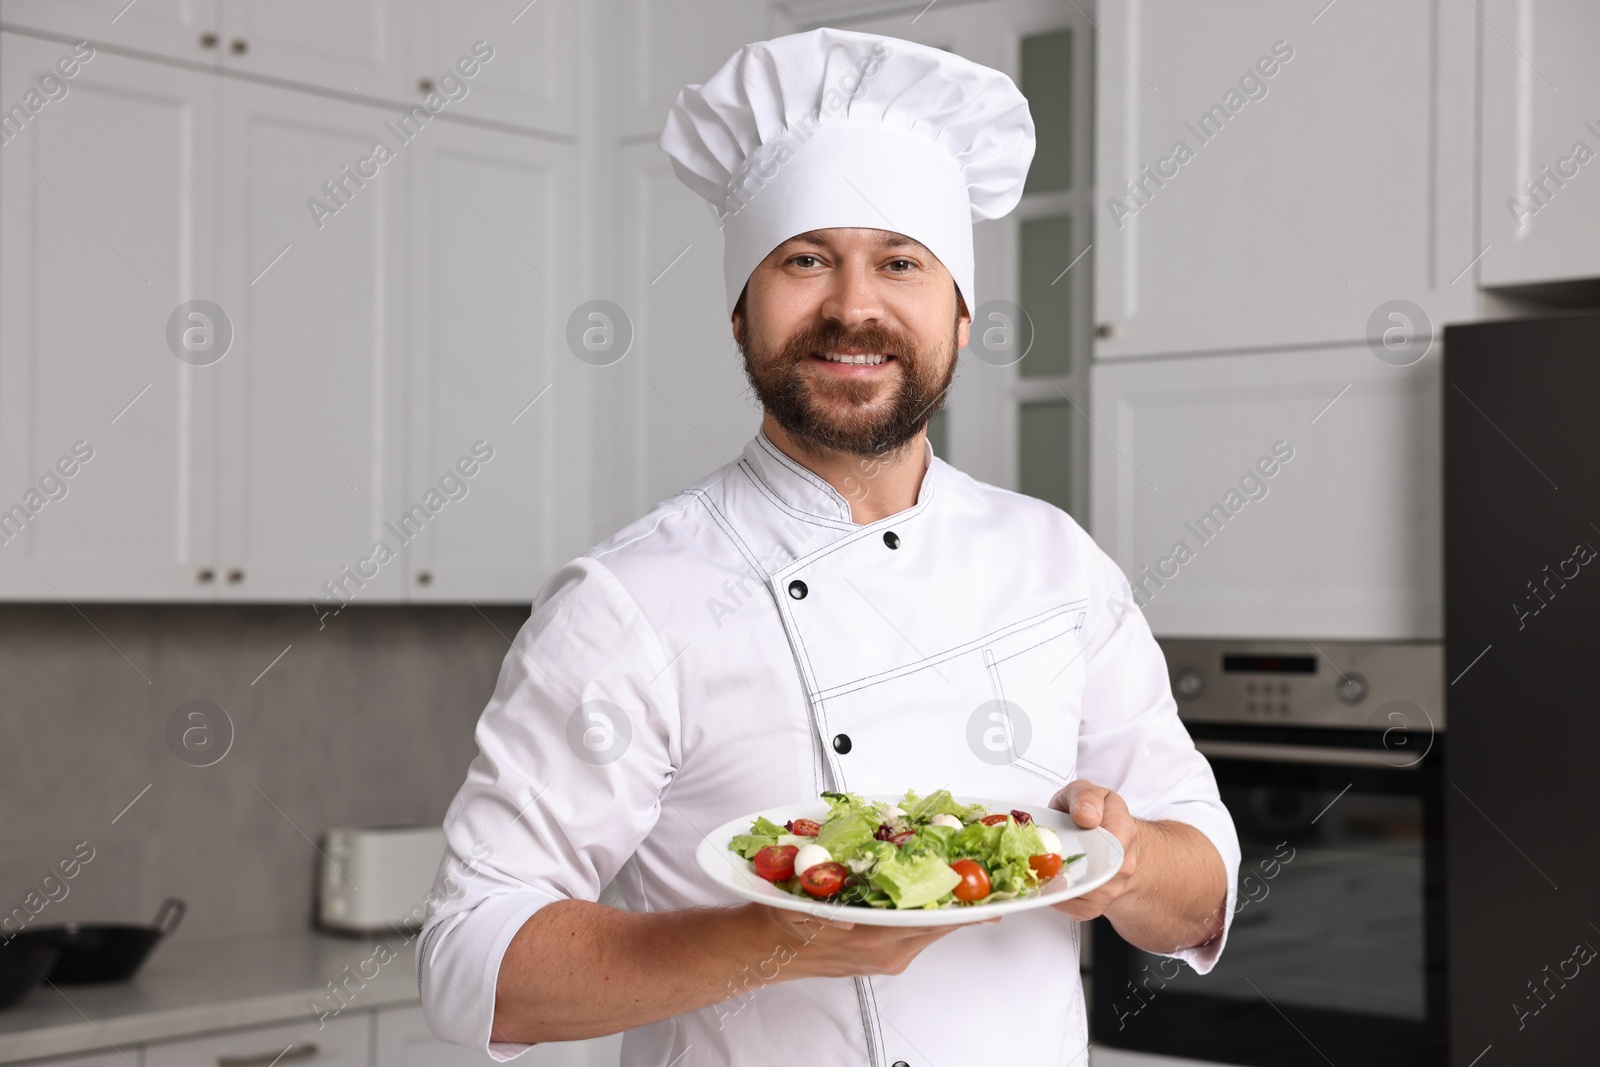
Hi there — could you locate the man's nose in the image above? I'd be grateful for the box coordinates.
[817,258,885,327]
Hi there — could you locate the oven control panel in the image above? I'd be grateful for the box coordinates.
[1156,638,1444,731]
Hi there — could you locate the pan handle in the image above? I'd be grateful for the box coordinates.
[153,897,187,937]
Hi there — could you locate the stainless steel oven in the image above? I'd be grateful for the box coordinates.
[1091,639,1447,1066]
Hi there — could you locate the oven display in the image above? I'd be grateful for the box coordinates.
[1222,653,1318,674]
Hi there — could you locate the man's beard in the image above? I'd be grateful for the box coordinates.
[737,316,958,460]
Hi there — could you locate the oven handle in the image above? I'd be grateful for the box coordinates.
[1194,739,1422,770]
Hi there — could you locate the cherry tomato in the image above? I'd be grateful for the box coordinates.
[950,859,991,901]
[786,818,822,837]
[980,813,1010,827]
[799,861,849,898]
[1010,809,1034,824]
[889,830,916,847]
[1029,853,1063,880]
[752,844,797,883]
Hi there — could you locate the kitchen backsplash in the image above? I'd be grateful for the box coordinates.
[0,603,527,943]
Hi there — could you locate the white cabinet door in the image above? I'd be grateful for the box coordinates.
[1093,0,1476,358]
[0,1,223,68]
[374,1005,623,1067]
[1090,346,1441,640]
[607,0,774,138]
[405,120,585,603]
[1478,0,1600,287]
[217,0,410,104]
[213,78,408,601]
[409,0,578,135]
[593,141,757,536]
[144,1015,368,1067]
[0,34,219,601]
[8,1051,145,1067]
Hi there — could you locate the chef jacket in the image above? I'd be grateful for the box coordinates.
[419,428,1241,1066]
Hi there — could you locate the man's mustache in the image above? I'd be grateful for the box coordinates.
[780,323,916,362]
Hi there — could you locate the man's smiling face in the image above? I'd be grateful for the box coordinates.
[732,227,972,460]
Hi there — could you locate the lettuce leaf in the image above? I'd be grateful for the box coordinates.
[870,851,962,909]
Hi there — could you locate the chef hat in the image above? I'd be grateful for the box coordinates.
[658,27,1035,319]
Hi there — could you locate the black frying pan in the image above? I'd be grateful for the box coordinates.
[23,897,185,984]
[0,939,60,1009]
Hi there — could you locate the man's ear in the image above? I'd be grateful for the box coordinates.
[955,287,972,351]
[731,285,750,346]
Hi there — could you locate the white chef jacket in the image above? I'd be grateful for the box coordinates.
[419,429,1240,1066]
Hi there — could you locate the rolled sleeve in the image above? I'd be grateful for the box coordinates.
[1072,536,1240,975]
[418,557,680,1057]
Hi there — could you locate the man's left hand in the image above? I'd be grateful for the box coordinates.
[1046,779,1146,922]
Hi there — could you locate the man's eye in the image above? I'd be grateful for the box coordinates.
[887,259,914,272]
[792,254,820,268]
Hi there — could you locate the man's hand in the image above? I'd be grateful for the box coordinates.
[754,904,998,980]
[1047,779,1146,922]
[1045,779,1227,956]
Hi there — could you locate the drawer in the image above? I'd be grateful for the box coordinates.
[143,1016,367,1067]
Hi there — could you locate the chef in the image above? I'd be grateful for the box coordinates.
[419,26,1238,1067]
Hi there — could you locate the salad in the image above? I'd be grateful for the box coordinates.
[727,789,1086,910]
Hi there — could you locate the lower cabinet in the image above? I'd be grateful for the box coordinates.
[10,1007,623,1067]
[374,1005,622,1066]
[143,1015,369,1067]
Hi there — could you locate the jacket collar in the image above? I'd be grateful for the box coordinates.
[739,427,938,528]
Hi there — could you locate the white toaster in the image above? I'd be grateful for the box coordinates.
[317,825,447,935]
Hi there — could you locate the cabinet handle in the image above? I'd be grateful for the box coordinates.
[418,77,436,94]
[196,568,216,583]
[226,568,245,584]
[199,32,219,49]
[415,570,433,586]
[230,38,249,55]
[218,1043,318,1067]
[1095,322,1115,339]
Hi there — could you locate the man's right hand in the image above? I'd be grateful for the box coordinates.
[749,902,997,980]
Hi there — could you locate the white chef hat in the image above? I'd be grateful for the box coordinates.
[658,27,1035,319]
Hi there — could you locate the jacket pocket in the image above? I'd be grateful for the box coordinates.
[979,602,1088,788]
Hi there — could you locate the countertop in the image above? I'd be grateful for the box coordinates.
[0,929,421,1063]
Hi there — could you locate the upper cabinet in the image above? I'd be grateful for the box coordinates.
[409,0,579,135]
[607,0,774,138]
[1093,0,1478,358]
[0,36,219,600]
[405,119,588,602]
[1090,345,1441,640]
[0,0,223,67]
[211,77,410,602]
[1477,0,1600,288]
[215,0,411,104]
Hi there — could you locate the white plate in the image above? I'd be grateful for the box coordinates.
[696,794,1125,927]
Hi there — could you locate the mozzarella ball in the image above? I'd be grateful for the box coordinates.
[793,843,832,877]
[1034,826,1062,856]
[929,813,963,830]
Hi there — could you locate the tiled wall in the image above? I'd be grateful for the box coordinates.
[0,603,527,944]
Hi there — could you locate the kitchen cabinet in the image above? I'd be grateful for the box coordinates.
[0,34,219,600]
[1,28,580,604]
[589,0,778,533]
[374,1005,622,1066]
[1477,0,1600,287]
[12,1054,143,1067]
[1092,0,1477,358]
[1089,345,1440,640]
[608,0,774,140]
[0,1,222,68]
[215,1,410,104]
[211,76,409,602]
[143,1015,368,1067]
[404,118,588,602]
[409,0,579,135]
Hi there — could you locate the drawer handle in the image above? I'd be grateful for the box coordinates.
[219,1042,319,1067]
